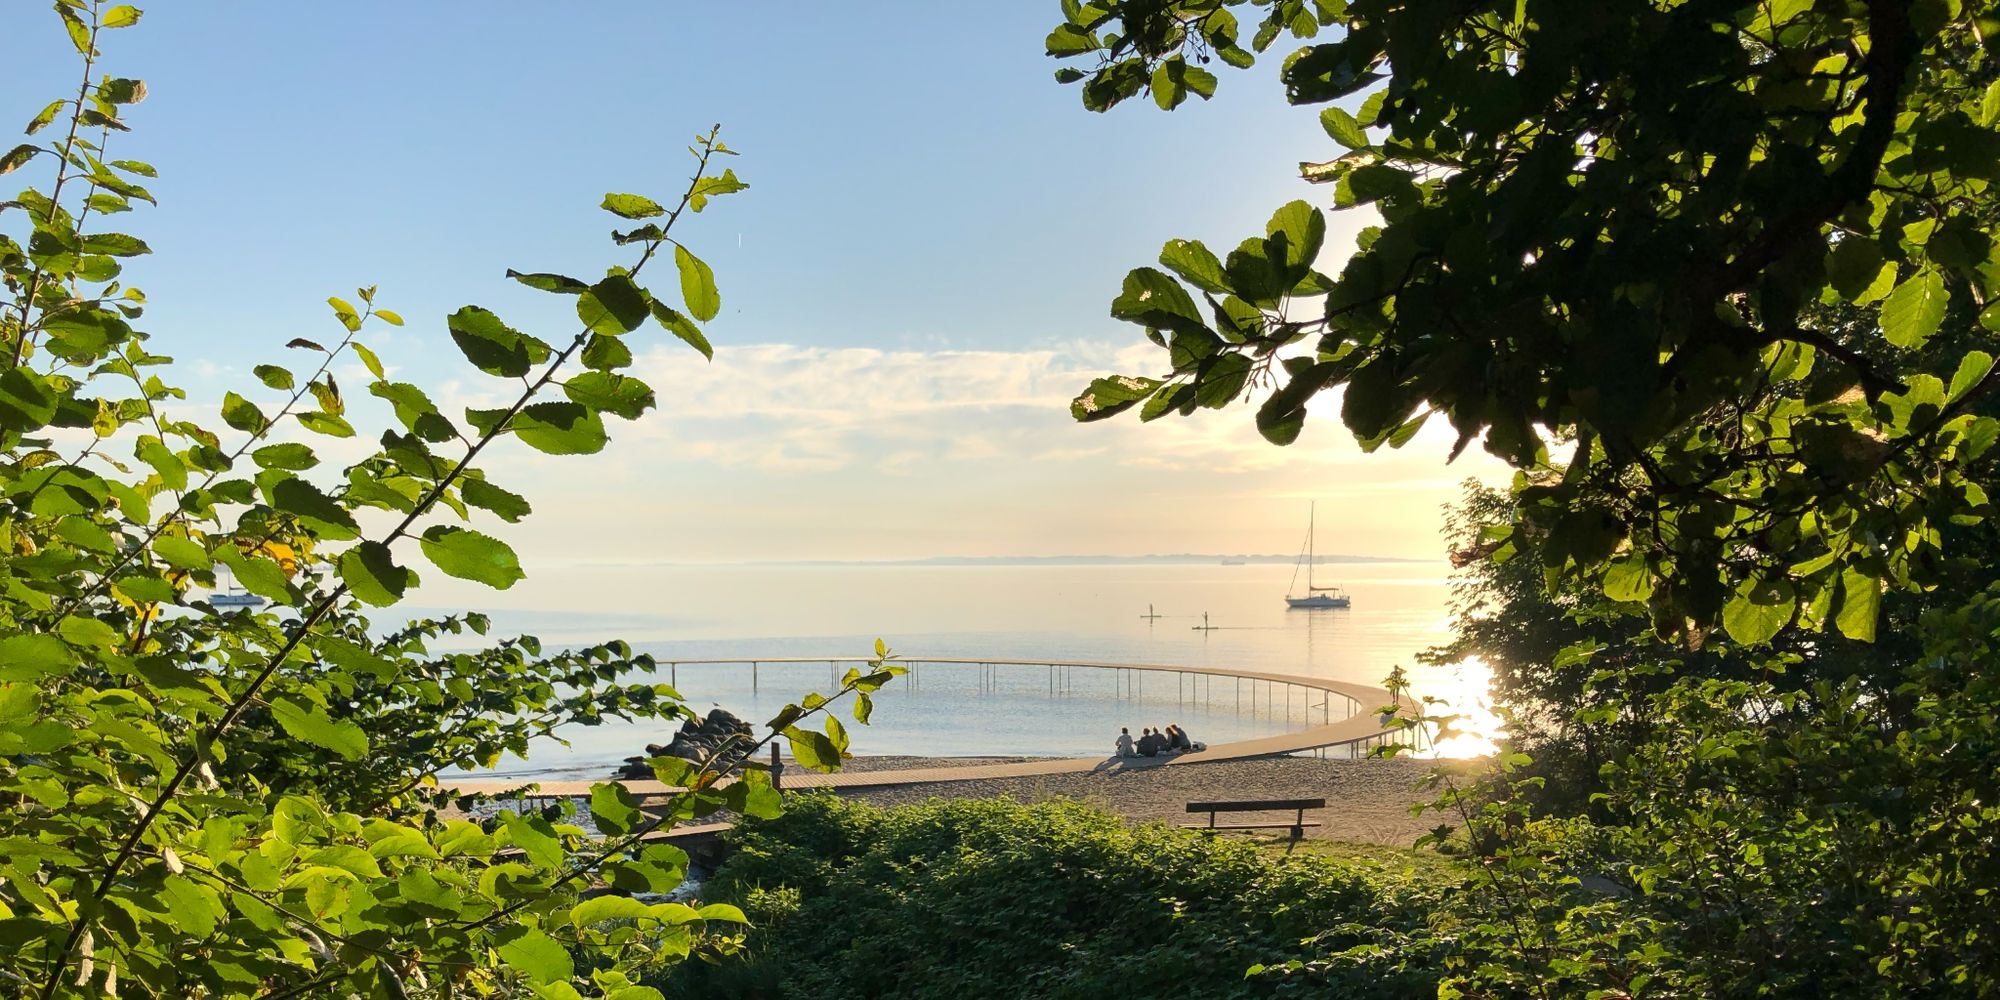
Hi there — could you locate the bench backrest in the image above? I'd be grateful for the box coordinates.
[1185,798,1326,813]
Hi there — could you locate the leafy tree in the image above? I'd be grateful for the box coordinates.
[0,6,892,997]
[1052,0,1998,647]
[1048,0,2000,993]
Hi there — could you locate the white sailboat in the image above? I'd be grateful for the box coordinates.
[209,568,265,609]
[1284,502,1351,609]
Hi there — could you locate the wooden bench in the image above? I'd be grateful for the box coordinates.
[1181,798,1326,840]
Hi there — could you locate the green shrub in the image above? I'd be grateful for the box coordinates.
[660,795,1463,999]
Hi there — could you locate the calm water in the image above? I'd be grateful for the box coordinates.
[445,560,1496,779]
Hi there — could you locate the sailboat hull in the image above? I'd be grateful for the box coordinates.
[1285,595,1350,609]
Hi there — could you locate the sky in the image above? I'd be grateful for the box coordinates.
[5,3,1510,569]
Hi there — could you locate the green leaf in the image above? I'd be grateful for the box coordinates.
[1046,23,1098,55]
[563,371,655,419]
[1151,60,1187,110]
[25,100,64,136]
[1834,567,1881,641]
[1266,199,1325,271]
[601,192,665,219]
[397,867,458,917]
[252,443,318,470]
[505,270,587,295]
[153,536,211,571]
[689,168,748,211]
[499,812,563,869]
[1880,268,1948,349]
[1158,239,1230,295]
[589,782,644,837]
[577,275,650,335]
[0,369,58,434]
[114,573,173,604]
[1722,575,1796,646]
[296,411,355,438]
[1601,556,1653,603]
[1071,375,1163,422]
[727,769,783,820]
[675,245,720,322]
[513,401,607,455]
[102,5,143,28]
[784,725,842,771]
[220,392,267,433]
[137,438,185,490]
[56,615,117,650]
[0,684,42,726]
[0,144,40,177]
[270,697,369,761]
[1320,106,1368,148]
[270,478,360,540]
[447,306,541,378]
[1282,42,1384,104]
[57,5,91,54]
[214,549,293,603]
[1110,267,1204,334]
[583,333,634,370]
[0,635,72,681]
[252,364,294,391]
[1949,350,1994,402]
[79,232,148,256]
[338,542,413,606]
[572,895,652,927]
[648,302,713,359]
[327,296,362,333]
[497,928,572,985]
[419,526,524,589]
[461,478,531,522]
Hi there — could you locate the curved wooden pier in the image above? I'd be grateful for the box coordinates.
[439,657,1416,799]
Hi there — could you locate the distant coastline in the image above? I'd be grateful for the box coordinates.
[568,553,1435,568]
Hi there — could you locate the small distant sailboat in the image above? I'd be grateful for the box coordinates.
[210,568,265,610]
[1285,502,1351,609]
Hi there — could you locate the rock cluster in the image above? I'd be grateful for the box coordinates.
[615,708,754,779]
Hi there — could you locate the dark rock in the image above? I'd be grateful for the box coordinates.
[614,708,755,779]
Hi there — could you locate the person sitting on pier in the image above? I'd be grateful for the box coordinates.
[1114,727,1136,758]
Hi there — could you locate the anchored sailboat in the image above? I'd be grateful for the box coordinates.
[1284,502,1351,609]
[210,568,265,609]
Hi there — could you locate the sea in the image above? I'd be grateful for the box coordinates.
[443,559,1498,781]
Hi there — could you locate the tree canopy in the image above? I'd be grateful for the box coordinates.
[1053,0,2000,993]
[1055,0,1999,649]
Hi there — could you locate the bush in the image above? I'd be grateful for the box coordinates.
[659,795,1463,999]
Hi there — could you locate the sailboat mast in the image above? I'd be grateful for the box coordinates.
[1307,501,1315,589]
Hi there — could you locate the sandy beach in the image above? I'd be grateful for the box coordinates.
[820,754,1472,846]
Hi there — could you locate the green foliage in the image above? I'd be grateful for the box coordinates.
[1052,2,2000,994]
[1051,0,2000,642]
[0,13,896,998]
[661,795,1459,999]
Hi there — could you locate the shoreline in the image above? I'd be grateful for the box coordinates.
[832,755,1470,846]
[466,754,1480,848]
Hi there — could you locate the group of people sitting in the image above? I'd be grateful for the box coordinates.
[1113,724,1201,758]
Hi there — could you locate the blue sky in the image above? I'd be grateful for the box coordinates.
[6,3,1507,574]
